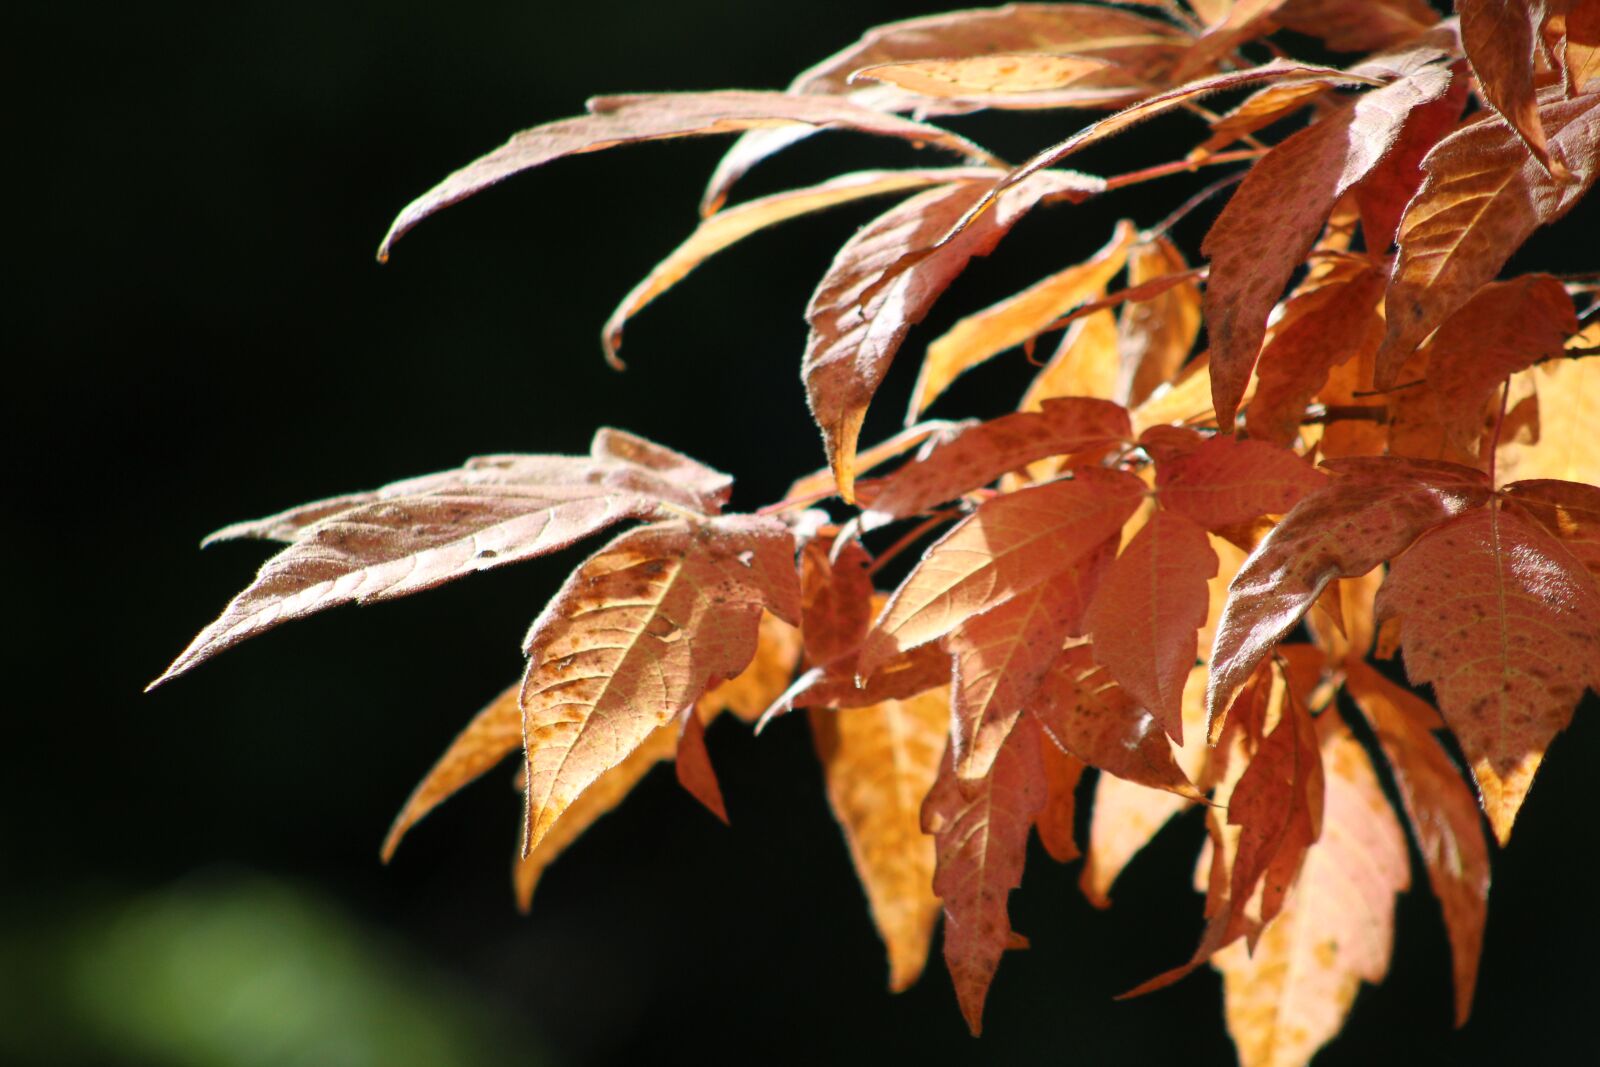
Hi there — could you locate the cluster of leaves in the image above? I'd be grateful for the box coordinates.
[156,2,1600,1063]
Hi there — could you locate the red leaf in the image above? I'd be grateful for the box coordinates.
[675,705,728,824]
[1203,62,1455,423]
[1154,433,1329,532]
[860,469,1144,673]
[1458,1,1555,172]
[1208,458,1491,727]
[800,535,876,667]
[1502,478,1600,584]
[923,720,1047,1035]
[1036,730,1086,864]
[1355,67,1469,251]
[1374,503,1600,843]
[1345,660,1489,1026]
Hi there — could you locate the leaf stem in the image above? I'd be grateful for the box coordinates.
[866,510,960,577]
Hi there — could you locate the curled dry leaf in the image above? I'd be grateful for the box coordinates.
[1375,502,1600,843]
[153,430,732,688]
[520,515,800,853]
[804,170,1103,501]
[377,91,1002,259]
[812,686,949,993]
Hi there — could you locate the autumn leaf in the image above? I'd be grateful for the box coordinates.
[1084,509,1218,741]
[1374,501,1600,843]
[923,718,1047,1035]
[851,53,1114,99]
[377,91,1003,259]
[765,644,954,722]
[1458,1,1554,172]
[1151,432,1329,532]
[1020,310,1122,419]
[1036,734,1086,864]
[1376,90,1600,384]
[812,686,949,993]
[857,397,1132,520]
[1499,332,1600,486]
[1215,711,1408,1067]
[859,469,1144,673]
[1203,61,1454,423]
[697,611,805,724]
[152,430,733,687]
[1116,237,1203,407]
[908,220,1137,416]
[1273,0,1440,52]
[674,704,728,824]
[1345,660,1489,1025]
[1354,67,1469,251]
[1208,458,1491,727]
[520,515,801,853]
[800,535,876,667]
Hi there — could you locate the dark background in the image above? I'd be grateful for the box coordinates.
[9,2,1597,1064]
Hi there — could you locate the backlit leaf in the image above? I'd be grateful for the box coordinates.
[1152,432,1329,531]
[1117,237,1204,407]
[1458,1,1553,171]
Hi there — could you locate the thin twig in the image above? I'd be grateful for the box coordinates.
[865,510,961,577]
[1147,171,1248,239]
[1102,148,1268,193]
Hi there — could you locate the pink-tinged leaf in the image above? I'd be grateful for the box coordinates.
[1215,711,1408,1067]
[1422,275,1577,451]
[1208,458,1492,727]
[1117,237,1204,407]
[1458,1,1554,171]
[377,91,1000,259]
[520,515,800,853]
[812,686,949,993]
[909,221,1138,416]
[923,720,1048,1035]
[153,430,732,687]
[860,469,1145,673]
[1033,645,1202,797]
[804,171,1103,501]
[857,397,1132,520]
[1377,90,1600,384]
[1274,0,1441,52]
[1036,732,1086,863]
[1203,63,1455,423]
[1246,260,1387,446]
[602,167,1001,366]
[1155,434,1329,532]
[949,569,1096,781]
[675,705,728,824]
[1375,503,1600,843]
[1085,510,1219,742]
[1356,68,1469,250]
[381,682,523,862]
[800,535,876,667]
[1503,478,1600,584]
[1345,660,1489,1026]
[1080,665,1210,907]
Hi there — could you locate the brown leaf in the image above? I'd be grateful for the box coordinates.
[812,685,948,992]
[602,168,1002,365]
[1459,1,1554,171]
[1203,63,1454,423]
[1036,731,1086,864]
[860,469,1145,673]
[520,516,800,853]
[804,171,1102,501]
[378,91,1000,259]
[909,221,1137,416]
[858,397,1132,520]
[1117,237,1204,407]
[1345,660,1489,1026]
[674,704,728,824]
[1085,509,1218,741]
[1377,90,1600,384]
[1033,645,1202,796]
[153,430,732,687]
[1153,432,1330,531]
[1375,502,1600,842]
[1355,67,1469,251]
[949,569,1096,780]
[1215,712,1407,1067]
[1274,0,1441,52]
[1208,458,1491,727]
[923,720,1048,1035]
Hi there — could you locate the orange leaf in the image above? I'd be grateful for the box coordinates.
[697,611,804,724]
[1208,458,1491,728]
[1498,331,1600,486]
[1374,502,1600,843]
[1019,310,1123,424]
[1458,1,1555,172]
[923,719,1047,1035]
[1033,645,1202,796]
[812,686,948,993]
[1203,61,1454,423]
[1084,509,1218,741]
[152,429,731,687]
[851,53,1114,98]
[520,516,800,853]
[858,397,1131,520]
[1376,90,1600,385]
[1117,237,1204,407]
[377,91,1000,258]
[602,168,1002,365]
[860,469,1144,673]
[800,536,876,667]
[1273,0,1441,52]
[1354,67,1469,251]
[1153,432,1329,531]
[1345,660,1489,1026]
[804,171,1102,501]
[949,568,1100,780]
[766,644,953,721]
[909,220,1137,416]
[1215,712,1408,1067]
[1036,732,1086,864]
[674,705,728,824]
